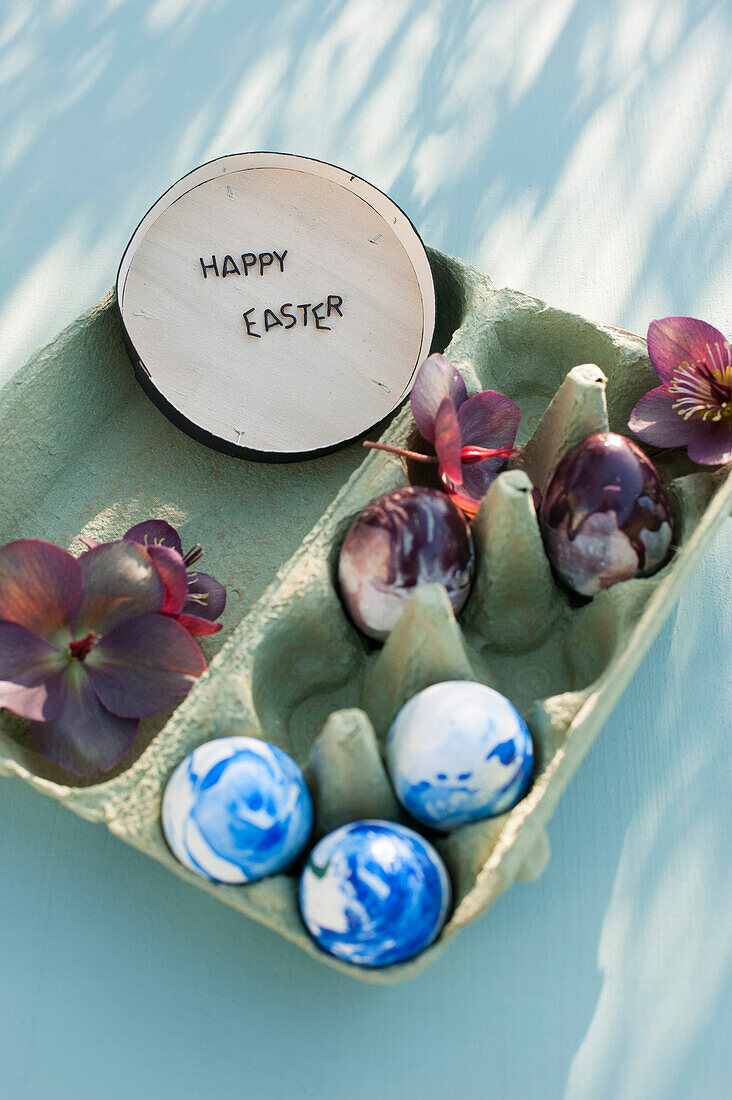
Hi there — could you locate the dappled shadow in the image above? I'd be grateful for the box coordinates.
[563,522,732,1099]
[0,1,730,1096]
[2,0,731,385]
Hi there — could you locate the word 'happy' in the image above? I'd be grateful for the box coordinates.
[199,251,288,278]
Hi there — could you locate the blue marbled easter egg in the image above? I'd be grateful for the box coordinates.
[162,736,313,884]
[299,820,451,967]
[386,681,534,831]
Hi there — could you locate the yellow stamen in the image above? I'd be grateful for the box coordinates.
[669,357,732,421]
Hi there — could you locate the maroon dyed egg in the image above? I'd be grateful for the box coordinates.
[338,486,475,640]
[539,432,673,596]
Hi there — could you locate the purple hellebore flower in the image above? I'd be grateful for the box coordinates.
[629,317,732,466]
[364,355,521,517]
[79,520,227,636]
[410,354,522,516]
[0,539,207,777]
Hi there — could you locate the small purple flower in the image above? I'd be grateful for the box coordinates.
[0,539,206,777]
[80,520,226,636]
[411,355,521,515]
[629,317,732,466]
[365,355,521,517]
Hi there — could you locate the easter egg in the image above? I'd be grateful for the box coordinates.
[539,431,673,596]
[337,486,474,640]
[386,681,534,831]
[299,820,451,967]
[162,736,313,883]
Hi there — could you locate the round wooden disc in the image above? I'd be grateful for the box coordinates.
[117,153,435,460]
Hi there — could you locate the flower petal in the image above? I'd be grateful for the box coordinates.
[461,459,502,502]
[0,621,67,720]
[457,390,521,452]
[146,544,189,615]
[434,397,463,487]
[410,354,468,443]
[647,317,729,384]
[124,520,183,555]
[176,613,223,636]
[183,571,227,621]
[75,541,164,635]
[85,613,206,718]
[444,487,481,518]
[628,385,701,446]
[686,419,732,465]
[0,539,82,639]
[29,661,138,778]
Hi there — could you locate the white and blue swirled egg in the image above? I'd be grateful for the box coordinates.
[299,820,451,967]
[162,736,313,883]
[386,681,534,831]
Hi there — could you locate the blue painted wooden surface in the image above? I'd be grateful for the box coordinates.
[0,2,730,1097]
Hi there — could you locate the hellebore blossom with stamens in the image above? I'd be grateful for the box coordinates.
[629,317,732,466]
[365,354,521,517]
[79,520,226,635]
[0,539,206,777]
[123,520,227,634]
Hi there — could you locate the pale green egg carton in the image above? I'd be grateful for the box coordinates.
[0,250,729,983]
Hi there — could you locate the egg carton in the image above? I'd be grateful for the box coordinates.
[1,250,729,984]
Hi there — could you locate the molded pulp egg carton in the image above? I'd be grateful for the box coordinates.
[1,250,729,984]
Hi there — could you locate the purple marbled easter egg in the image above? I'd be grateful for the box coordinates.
[539,432,673,597]
[338,486,475,640]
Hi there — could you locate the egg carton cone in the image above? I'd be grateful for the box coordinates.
[0,250,729,984]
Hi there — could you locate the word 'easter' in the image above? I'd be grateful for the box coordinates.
[243,296,344,338]
[199,252,288,278]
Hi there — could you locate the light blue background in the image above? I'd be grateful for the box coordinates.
[1,2,730,1097]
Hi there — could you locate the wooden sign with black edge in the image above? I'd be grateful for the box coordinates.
[117,152,436,462]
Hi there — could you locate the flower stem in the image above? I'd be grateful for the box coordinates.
[363,441,438,463]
